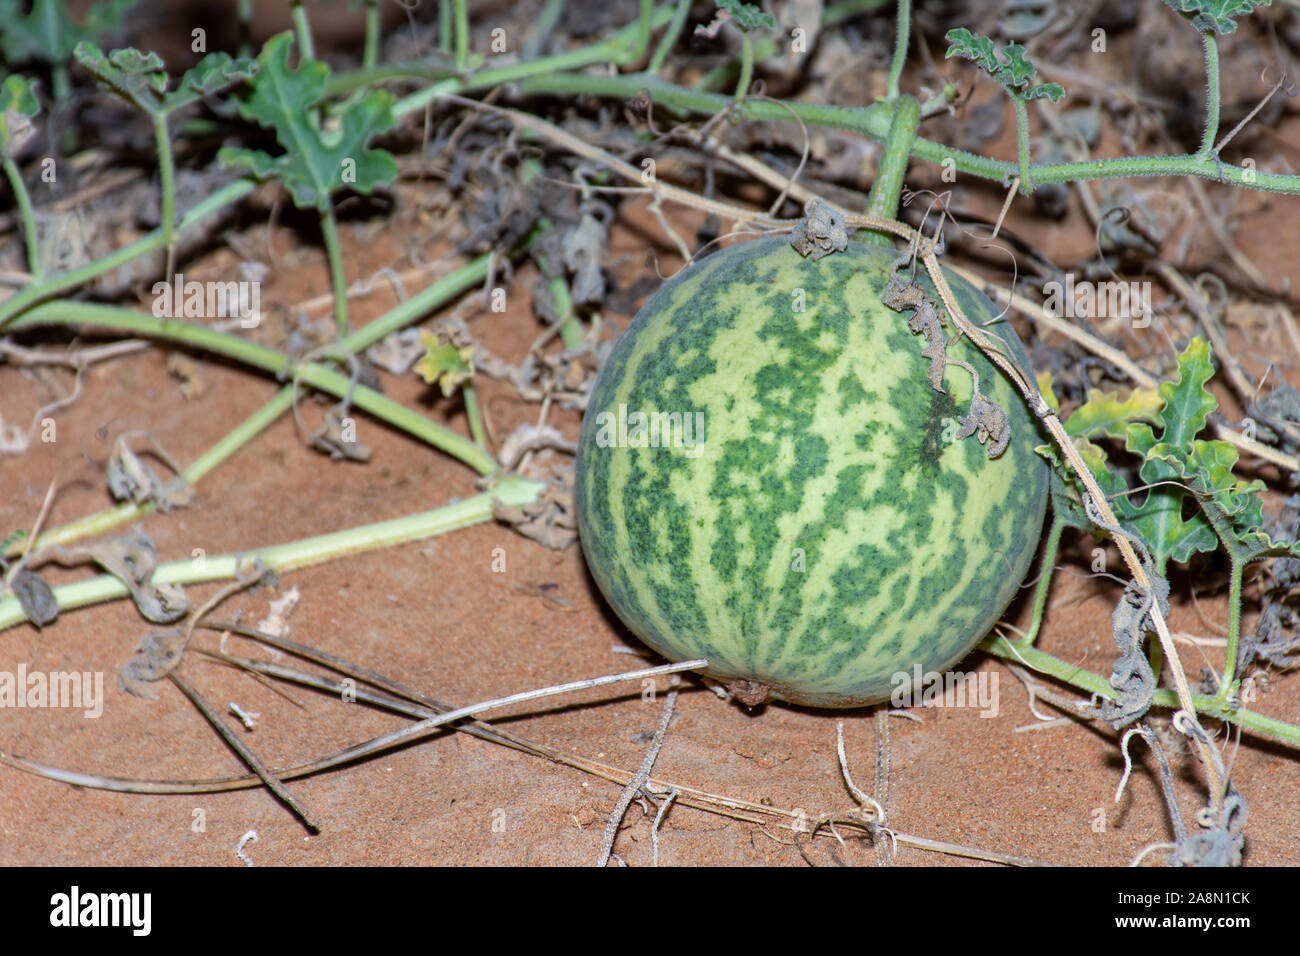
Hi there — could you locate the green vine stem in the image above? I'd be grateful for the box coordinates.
[886,0,911,101]
[319,206,350,335]
[522,0,567,61]
[1011,95,1033,192]
[547,272,582,349]
[7,302,499,475]
[862,92,919,247]
[453,0,469,72]
[3,254,497,559]
[6,390,293,560]
[382,3,678,117]
[1019,511,1066,649]
[622,0,654,67]
[514,72,1300,195]
[734,30,754,103]
[695,35,775,94]
[1214,553,1245,707]
[0,475,546,632]
[1198,30,1220,159]
[463,385,487,449]
[982,636,1300,750]
[439,0,452,54]
[152,112,178,281]
[0,179,256,328]
[646,0,691,76]
[292,0,316,62]
[362,0,380,70]
[1,153,41,279]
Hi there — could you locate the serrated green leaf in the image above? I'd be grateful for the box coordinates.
[74,43,255,116]
[1153,336,1216,447]
[0,73,40,155]
[0,0,137,69]
[945,28,1063,102]
[717,0,776,31]
[1025,83,1065,102]
[1159,0,1270,34]
[166,52,258,112]
[74,42,166,108]
[1063,386,1164,441]
[1041,338,1292,568]
[217,32,396,211]
[1154,438,1300,562]
[944,27,999,75]
[1108,338,1220,568]
[999,43,1036,88]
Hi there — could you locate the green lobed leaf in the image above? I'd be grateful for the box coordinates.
[1063,385,1164,441]
[1024,83,1066,103]
[1159,0,1271,34]
[717,0,776,31]
[74,42,165,109]
[945,27,999,75]
[945,28,1063,101]
[1154,438,1300,563]
[74,43,256,116]
[217,32,397,211]
[1042,338,1290,571]
[0,0,137,69]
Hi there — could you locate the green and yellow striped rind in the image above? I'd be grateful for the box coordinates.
[576,237,1048,707]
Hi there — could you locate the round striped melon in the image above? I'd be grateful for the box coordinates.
[575,235,1048,707]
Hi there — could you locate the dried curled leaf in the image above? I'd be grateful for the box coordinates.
[107,433,191,512]
[1171,786,1247,866]
[491,461,577,550]
[956,390,1011,458]
[561,212,608,305]
[118,629,187,699]
[9,568,58,628]
[789,199,848,262]
[50,532,190,624]
[308,405,372,462]
[880,263,947,392]
[1099,573,1169,730]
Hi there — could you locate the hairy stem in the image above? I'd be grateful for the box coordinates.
[454,0,469,72]
[1214,553,1245,706]
[735,30,754,103]
[1011,95,1033,192]
[362,0,380,70]
[515,72,1300,195]
[886,0,911,100]
[1198,30,1220,159]
[862,93,919,247]
[1021,511,1066,648]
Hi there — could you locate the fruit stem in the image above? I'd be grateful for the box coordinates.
[861,94,919,248]
[1021,510,1065,648]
